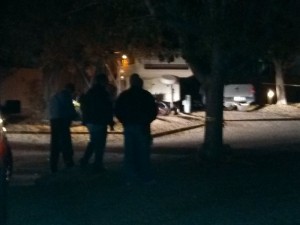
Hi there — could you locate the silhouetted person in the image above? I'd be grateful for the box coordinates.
[106,82,117,131]
[115,73,158,184]
[79,73,114,172]
[49,83,78,173]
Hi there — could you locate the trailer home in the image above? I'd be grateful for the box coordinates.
[119,56,193,106]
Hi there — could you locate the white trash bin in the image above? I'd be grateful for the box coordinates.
[182,95,191,113]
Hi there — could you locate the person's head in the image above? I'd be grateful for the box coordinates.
[64,83,75,94]
[85,63,97,77]
[92,73,108,87]
[130,73,143,88]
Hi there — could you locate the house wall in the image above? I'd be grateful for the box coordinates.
[0,68,44,120]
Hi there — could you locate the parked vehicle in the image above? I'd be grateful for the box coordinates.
[0,100,20,224]
[223,84,255,111]
[200,84,255,111]
[156,100,171,116]
[0,114,12,224]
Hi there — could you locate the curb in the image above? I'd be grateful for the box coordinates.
[6,124,205,137]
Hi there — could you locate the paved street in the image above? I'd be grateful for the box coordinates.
[5,105,300,225]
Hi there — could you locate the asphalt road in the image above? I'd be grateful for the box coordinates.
[7,109,300,186]
[5,108,300,225]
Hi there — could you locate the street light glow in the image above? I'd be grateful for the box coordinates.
[267,89,275,98]
[267,89,275,104]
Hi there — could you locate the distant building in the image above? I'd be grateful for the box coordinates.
[119,56,193,105]
[0,68,44,120]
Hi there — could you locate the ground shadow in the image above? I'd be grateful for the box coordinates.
[7,143,300,225]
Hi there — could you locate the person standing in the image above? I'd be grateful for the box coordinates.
[49,83,78,173]
[115,73,158,184]
[79,73,114,172]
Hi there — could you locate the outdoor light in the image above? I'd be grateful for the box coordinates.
[120,75,125,80]
[267,89,275,104]
[121,54,129,67]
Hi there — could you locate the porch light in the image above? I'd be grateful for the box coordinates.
[267,89,275,104]
[121,54,129,67]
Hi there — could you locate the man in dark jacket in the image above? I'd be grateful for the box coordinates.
[115,73,158,184]
[79,73,114,172]
[49,83,78,173]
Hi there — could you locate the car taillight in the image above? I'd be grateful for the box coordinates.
[0,136,5,159]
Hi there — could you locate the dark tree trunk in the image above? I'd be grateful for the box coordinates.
[273,59,287,105]
[203,43,224,159]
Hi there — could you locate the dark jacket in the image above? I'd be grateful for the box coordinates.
[115,87,157,125]
[49,89,77,120]
[80,84,113,125]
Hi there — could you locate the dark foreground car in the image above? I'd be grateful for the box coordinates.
[0,100,20,224]
[0,114,13,224]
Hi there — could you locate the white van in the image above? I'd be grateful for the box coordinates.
[223,84,255,111]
